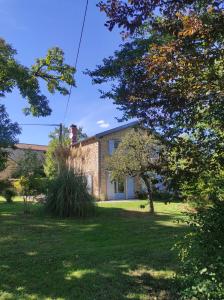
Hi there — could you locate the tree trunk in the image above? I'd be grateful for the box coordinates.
[142,176,155,214]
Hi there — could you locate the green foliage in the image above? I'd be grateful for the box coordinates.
[175,201,224,299]
[14,149,44,178]
[46,168,95,218]
[2,188,16,203]
[44,139,64,178]
[180,170,224,207]
[91,1,224,208]
[14,150,45,213]
[0,38,75,116]
[13,176,48,198]
[107,129,165,213]
[0,180,16,203]
[0,38,74,172]
[167,131,224,205]
[135,191,147,200]
[0,105,21,171]
[0,179,10,194]
[44,126,87,178]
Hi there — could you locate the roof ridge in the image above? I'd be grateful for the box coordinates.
[72,120,139,146]
[16,143,47,147]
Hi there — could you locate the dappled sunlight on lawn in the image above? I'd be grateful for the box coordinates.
[0,199,187,300]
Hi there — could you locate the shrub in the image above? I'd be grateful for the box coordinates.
[175,201,224,300]
[2,188,16,203]
[152,191,174,202]
[0,180,16,203]
[45,168,95,218]
[0,180,10,195]
[135,191,148,200]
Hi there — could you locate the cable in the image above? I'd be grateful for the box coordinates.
[63,0,89,123]
[18,123,60,127]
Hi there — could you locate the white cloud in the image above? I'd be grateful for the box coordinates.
[97,120,110,128]
[97,120,105,125]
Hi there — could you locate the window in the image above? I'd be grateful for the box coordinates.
[114,179,124,193]
[114,140,120,150]
[109,139,120,155]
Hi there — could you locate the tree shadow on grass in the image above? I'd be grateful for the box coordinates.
[0,202,186,300]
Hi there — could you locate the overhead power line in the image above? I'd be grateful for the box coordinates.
[19,123,63,144]
[19,123,60,127]
[63,0,89,123]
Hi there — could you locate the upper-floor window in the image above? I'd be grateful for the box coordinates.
[114,140,120,150]
[109,139,120,155]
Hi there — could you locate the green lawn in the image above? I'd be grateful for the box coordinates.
[0,199,187,300]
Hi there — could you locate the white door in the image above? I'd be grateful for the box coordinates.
[107,173,125,200]
[127,176,135,199]
[114,179,125,200]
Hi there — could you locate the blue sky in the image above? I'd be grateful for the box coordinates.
[0,0,131,145]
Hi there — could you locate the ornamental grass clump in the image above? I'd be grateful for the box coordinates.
[46,168,95,218]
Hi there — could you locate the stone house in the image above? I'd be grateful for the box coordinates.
[0,143,47,180]
[69,121,141,200]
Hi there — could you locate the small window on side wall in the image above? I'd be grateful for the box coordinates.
[108,139,120,155]
[114,140,120,150]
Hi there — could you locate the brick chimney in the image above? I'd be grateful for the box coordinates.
[69,124,78,146]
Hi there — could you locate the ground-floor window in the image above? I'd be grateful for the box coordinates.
[114,179,125,193]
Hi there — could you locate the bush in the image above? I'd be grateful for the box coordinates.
[0,180,9,194]
[175,201,224,300]
[0,180,16,203]
[13,176,48,196]
[2,188,16,203]
[45,168,95,218]
[152,190,174,202]
[135,190,148,200]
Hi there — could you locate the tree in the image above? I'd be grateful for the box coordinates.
[13,150,44,213]
[89,1,224,203]
[44,126,87,178]
[0,37,75,170]
[92,1,224,139]
[0,38,75,116]
[0,105,21,171]
[175,201,224,299]
[167,130,224,205]
[107,129,164,213]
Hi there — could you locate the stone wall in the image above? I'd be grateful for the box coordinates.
[70,138,99,198]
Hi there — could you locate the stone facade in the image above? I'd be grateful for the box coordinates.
[70,138,100,198]
[98,127,138,200]
[70,122,141,200]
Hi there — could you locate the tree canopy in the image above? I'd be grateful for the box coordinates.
[0,37,75,171]
[107,129,164,213]
[0,38,75,116]
[89,0,224,203]
[92,1,224,138]
[0,105,21,171]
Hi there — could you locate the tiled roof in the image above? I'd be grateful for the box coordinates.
[15,143,48,152]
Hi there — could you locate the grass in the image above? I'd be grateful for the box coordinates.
[0,198,188,300]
